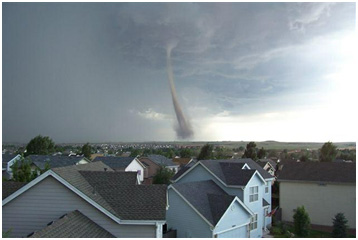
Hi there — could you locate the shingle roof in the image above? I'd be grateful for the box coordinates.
[277,162,356,184]
[147,154,177,167]
[29,210,115,238]
[171,166,190,181]
[172,158,192,165]
[2,181,27,200]
[93,156,136,169]
[51,162,166,220]
[28,155,88,169]
[198,159,270,186]
[80,171,166,220]
[172,180,235,226]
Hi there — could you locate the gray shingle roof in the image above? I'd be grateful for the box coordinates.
[51,161,166,220]
[29,210,115,238]
[2,181,27,200]
[172,180,234,226]
[277,162,356,184]
[80,171,167,220]
[93,156,136,169]
[257,159,277,169]
[198,159,271,186]
[171,166,190,181]
[28,155,88,169]
[147,154,177,167]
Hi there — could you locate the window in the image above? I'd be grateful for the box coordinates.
[265,182,269,193]
[249,186,259,202]
[250,214,258,230]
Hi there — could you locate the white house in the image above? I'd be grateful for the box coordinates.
[2,154,21,179]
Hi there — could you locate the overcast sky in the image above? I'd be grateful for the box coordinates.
[2,2,357,143]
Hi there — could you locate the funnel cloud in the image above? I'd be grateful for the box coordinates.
[166,42,194,139]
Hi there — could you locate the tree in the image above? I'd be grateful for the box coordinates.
[300,155,309,162]
[11,157,38,183]
[81,143,92,158]
[293,206,311,237]
[197,143,213,160]
[257,147,267,159]
[332,213,348,238]
[25,135,55,156]
[180,148,193,158]
[319,141,337,162]
[152,166,175,184]
[242,142,257,160]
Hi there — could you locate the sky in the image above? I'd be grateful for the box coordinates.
[2,2,357,143]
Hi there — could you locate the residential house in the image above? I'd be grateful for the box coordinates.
[2,154,21,179]
[168,158,275,238]
[172,157,192,167]
[146,154,179,173]
[93,156,146,182]
[2,161,167,238]
[257,159,277,177]
[277,161,356,230]
[27,155,90,173]
[139,157,161,184]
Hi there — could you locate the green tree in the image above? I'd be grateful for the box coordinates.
[25,135,55,156]
[293,206,311,237]
[242,142,257,160]
[257,147,267,159]
[180,148,193,158]
[197,143,213,160]
[130,149,142,157]
[152,166,175,184]
[81,143,92,158]
[11,157,38,183]
[332,213,348,238]
[300,155,309,162]
[319,141,338,162]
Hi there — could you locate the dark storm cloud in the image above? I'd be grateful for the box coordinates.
[2,2,356,142]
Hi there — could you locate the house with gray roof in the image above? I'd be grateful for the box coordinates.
[93,156,146,182]
[277,161,356,231]
[2,161,167,238]
[2,154,21,179]
[28,210,115,238]
[146,154,179,173]
[27,155,90,171]
[257,159,277,177]
[168,158,275,238]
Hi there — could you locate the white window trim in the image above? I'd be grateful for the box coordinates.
[249,186,259,202]
[250,213,258,231]
[265,182,269,193]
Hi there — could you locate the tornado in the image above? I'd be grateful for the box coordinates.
[166,42,194,139]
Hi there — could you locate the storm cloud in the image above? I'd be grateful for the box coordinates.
[2,3,356,143]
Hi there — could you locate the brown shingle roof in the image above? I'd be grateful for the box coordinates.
[277,162,356,184]
[29,210,115,238]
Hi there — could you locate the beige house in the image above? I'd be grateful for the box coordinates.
[277,162,356,230]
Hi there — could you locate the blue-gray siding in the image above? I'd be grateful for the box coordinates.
[2,176,156,238]
[167,188,212,238]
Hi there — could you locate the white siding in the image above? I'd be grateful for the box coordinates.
[280,181,356,228]
[125,160,144,182]
[2,176,156,238]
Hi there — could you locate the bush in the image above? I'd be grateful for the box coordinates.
[332,213,348,238]
[293,206,311,237]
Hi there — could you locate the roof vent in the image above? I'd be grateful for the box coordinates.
[104,168,107,172]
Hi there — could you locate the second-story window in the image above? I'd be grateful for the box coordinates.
[249,186,259,202]
[265,182,269,193]
[250,213,258,230]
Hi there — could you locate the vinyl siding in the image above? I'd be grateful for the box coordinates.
[2,176,156,238]
[214,201,251,237]
[167,188,212,238]
[243,174,266,238]
[280,181,356,228]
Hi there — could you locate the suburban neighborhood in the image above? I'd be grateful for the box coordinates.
[2,139,356,238]
[2,2,356,239]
